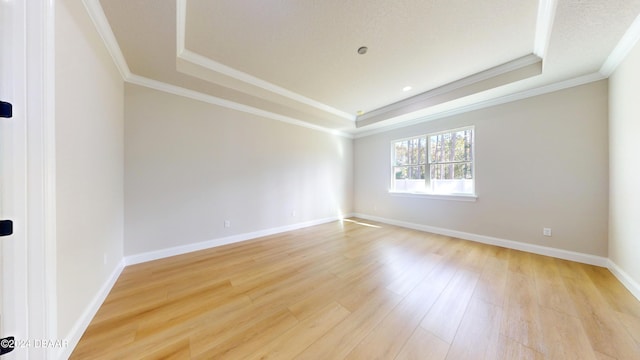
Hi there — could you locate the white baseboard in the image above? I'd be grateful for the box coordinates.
[352,214,640,302]
[57,258,126,360]
[607,260,640,302]
[124,216,347,266]
[353,213,609,267]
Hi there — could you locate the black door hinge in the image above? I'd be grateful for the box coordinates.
[0,101,12,118]
[0,220,13,237]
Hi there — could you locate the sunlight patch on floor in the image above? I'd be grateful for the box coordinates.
[342,218,382,228]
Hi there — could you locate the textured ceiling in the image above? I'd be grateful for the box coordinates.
[185,0,537,114]
[97,0,640,134]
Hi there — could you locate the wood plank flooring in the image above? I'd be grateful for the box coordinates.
[71,218,640,359]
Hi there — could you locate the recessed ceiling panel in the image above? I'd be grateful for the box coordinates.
[96,0,640,133]
[185,0,539,114]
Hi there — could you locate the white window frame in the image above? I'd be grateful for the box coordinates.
[389,126,477,201]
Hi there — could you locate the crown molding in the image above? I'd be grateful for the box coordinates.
[82,0,353,138]
[175,0,355,122]
[600,12,640,76]
[82,0,624,141]
[534,0,558,58]
[178,48,355,122]
[353,72,605,139]
[127,74,354,139]
[82,0,131,79]
[356,54,542,127]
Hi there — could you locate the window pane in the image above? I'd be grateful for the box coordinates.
[408,166,416,179]
[394,140,408,165]
[453,129,473,162]
[456,162,473,179]
[454,162,473,179]
[430,163,444,180]
[444,132,452,162]
[394,136,427,168]
[429,129,473,165]
[408,138,415,164]
[452,132,461,161]
[430,162,472,180]
[430,163,439,179]
[407,165,425,180]
[394,166,407,179]
[430,133,448,163]
[429,135,438,163]
[404,137,423,165]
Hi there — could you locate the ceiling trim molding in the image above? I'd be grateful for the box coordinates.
[82,0,131,79]
[352,72,605,139]
[175,0,355,122]
[127,74,354,139]
[356,54,542,127]
[83,0,353,138]
[600,12,640,76]
[534,0,558,58]
[178,48,357,122]
[81,0,618,141]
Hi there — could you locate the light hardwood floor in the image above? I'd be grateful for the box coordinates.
[71,218,640,359]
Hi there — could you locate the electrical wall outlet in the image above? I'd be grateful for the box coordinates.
[543,228,552,237]
[291,210,296,217]
[224,220,231,228]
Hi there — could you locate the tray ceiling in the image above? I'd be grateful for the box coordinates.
[95,0,640,135]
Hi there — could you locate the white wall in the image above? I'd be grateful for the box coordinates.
[55,0,124,339]
[609,39,640,292]
[354,81,609,256]
[124,84,353,256]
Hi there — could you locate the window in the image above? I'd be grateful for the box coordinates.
[391,127,475,196]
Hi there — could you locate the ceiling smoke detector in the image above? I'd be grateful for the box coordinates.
[357,46,368,55]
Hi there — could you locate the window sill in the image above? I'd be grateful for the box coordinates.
[388,191,478,202]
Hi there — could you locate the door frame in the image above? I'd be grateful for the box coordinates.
[0,0,25,352]
[2,0,57,359]
[24,0,57,358]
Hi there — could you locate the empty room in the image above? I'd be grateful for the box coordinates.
[2,0,640,359]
